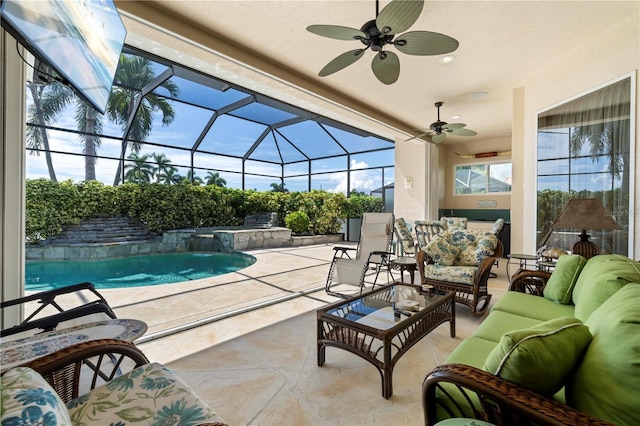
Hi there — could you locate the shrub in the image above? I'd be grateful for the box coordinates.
[285,211,310,234]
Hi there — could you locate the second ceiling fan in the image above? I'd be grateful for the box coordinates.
[408,102,478,144]
[306,0,459,84]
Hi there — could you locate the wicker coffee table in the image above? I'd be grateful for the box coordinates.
[317,284,455,398]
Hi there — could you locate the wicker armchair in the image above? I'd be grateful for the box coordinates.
[3,339,228,426]
[417,231,502,316]
[422,363,613,426]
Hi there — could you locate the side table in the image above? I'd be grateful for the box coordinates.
[506,253,539,282]
[1,318,147,372]
[389,256,417,284]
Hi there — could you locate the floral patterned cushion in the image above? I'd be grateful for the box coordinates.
[394,218,415,255]
[1,366,72,426]
[424,234,460,266]
[449,229,498,266]
[66,362,225,425]
[440,217,468,230]
[424,264,477,285]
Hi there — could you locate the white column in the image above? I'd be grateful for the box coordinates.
[1,29,27,328]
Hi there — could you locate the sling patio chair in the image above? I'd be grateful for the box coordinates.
[325,212,395,298]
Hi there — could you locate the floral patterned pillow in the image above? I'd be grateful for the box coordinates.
[424,234,460,266]
[1,366,72,426]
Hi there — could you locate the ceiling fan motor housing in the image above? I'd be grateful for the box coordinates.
[360,20,394,51]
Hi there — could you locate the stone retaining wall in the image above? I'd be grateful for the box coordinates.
[26,228,344,260]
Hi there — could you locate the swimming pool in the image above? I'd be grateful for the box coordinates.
[25,252,256,291]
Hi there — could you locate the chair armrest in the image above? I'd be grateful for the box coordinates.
[20,339,149,403]
[1,282,117,337]
[333,246,357,258]
[423,363,613,426]
[509,270,552,295]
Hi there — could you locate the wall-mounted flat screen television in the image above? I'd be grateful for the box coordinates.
[1,0,126,114]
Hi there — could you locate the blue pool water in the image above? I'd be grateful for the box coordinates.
[25,252,256,291]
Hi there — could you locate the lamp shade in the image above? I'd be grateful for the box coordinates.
[550,198,622,231]
[550,198,622,259]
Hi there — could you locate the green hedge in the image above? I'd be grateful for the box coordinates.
[25,179,383,241]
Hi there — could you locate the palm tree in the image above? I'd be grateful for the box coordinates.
[151,153,177,183]
[109,55,179,185]
[270,182,288,192]
[157,168,182,185]
[26,81,75,181]
[181,170,203,186]
[75,101,103,181]
[124,153,154,183]
[205,171,227,187]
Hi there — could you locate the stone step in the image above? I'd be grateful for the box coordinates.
[46,215,157,245]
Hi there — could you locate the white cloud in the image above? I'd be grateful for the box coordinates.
[328,159,378,194]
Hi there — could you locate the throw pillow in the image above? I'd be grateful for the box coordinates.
[424,234,460,266]
[483,317,592,396]
[566,283,640,426]
[543,254,587,304]
[1,367,72,425]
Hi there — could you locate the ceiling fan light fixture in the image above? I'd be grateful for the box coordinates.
[438,55,456,64]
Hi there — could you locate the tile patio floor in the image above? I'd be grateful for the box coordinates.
[87,244,511,425]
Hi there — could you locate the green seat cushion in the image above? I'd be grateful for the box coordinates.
[437,337,499,421]
[543,254,587,304]
[445,336,498,368]
[572,254,640,321]
[483,317,592,396]
[473,310,544,343]
[491,291,575,321]
[566,283,640,425]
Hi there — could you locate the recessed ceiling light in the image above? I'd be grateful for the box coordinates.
[451,115,462,119]
[438,55,456,64]
[469,91,488,99]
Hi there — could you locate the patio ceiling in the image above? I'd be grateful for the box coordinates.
[116,0,638,148]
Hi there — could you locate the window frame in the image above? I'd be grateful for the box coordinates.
[453,160,512,196]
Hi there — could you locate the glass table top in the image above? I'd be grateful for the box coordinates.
[325,284,447,331]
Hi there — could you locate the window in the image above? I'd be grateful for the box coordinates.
[536,76,632,255]
[455,162,512,195]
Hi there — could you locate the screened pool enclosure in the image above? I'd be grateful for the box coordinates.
[26,46,395,195]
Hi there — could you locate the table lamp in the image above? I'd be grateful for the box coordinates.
[550,198,622,259]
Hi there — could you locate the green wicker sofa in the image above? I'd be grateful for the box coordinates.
[422,254,640,426]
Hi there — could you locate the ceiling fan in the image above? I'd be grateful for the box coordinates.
[407,101,477,144]
[306,0,459,85]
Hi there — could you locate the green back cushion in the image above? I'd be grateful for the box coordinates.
[572,254,640,321]
[483,317,592,396]
[543,254,587,304]
[1,367,72,425]
[566,283,640,425]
